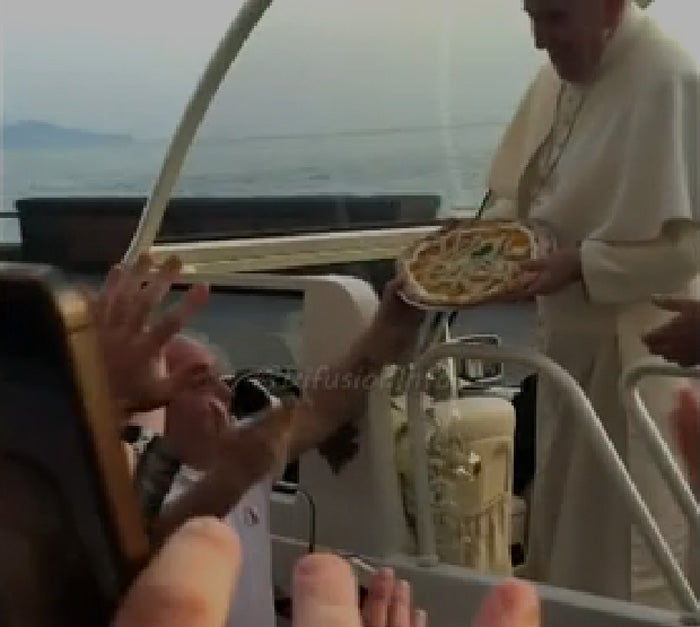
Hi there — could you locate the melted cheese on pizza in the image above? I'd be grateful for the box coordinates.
[400,222,534,306]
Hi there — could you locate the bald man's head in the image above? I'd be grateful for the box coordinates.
[162,335,233,469]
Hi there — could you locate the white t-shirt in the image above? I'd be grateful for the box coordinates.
[166,468,276,627]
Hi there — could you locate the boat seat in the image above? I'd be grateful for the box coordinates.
[392,394,516,576]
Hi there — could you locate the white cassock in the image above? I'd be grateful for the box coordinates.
[484,2,700,609]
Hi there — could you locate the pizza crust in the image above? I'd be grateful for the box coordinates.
[398,220,538,308]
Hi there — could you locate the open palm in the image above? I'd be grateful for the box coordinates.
[92,254,209,414]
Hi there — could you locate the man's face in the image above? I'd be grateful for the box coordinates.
[164,337,232,467]
[523,0,625,83]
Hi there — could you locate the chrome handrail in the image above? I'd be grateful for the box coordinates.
[406,343,699,613]
[620,361,700,535]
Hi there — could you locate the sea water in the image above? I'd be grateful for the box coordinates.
[1,123,505,243]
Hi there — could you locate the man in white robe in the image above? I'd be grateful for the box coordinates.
[482,0,700,609]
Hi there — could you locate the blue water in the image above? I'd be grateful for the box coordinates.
[1,124,505,243]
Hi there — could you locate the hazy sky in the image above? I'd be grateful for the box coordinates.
[2,0,695,139]
[2,0,545,138]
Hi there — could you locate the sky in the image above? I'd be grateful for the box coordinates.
[2,0,695,140]
[1,0,544,138]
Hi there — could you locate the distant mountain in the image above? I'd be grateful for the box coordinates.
[2,120,133,149]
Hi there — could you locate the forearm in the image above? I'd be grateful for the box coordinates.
[289,329,384,458]
[580,224,700,304]
[286,277,424,458]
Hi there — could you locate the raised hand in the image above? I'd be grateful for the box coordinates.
[91,254,209,414]
[152,399,296,542]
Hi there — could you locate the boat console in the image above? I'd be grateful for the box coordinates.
[166,269,697,626]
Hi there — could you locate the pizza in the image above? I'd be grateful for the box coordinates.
[397,219,536,308]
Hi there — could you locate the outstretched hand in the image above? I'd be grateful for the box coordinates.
[499,248,582,301]
[644,298,700,367]
[91,254,210,414]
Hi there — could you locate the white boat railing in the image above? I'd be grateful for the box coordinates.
[406,342,700,613]
[123,0,275,264]
[620,361,700,537]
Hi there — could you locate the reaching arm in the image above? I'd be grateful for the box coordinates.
[287,328,384,460]
[146,278,422,540]
[287,279,424,460]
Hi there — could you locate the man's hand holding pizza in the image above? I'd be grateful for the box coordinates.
[494,247,582,302]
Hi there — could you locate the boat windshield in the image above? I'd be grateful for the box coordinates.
[155,0,543,242]
[3,1,681,264]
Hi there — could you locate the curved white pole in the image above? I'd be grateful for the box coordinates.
[620,361,700,534]
[406,342,699,613]
[123,0,275,264]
